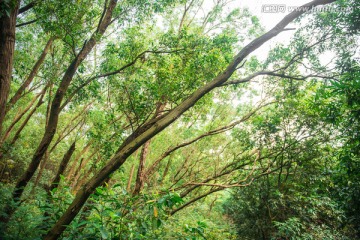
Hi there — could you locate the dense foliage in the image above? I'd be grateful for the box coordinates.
[0,0,359,239]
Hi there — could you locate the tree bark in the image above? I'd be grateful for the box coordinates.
[27,85,51,190]
[48,117,84,154]
[161,156,172,184]
[44,0,335,238]
[0,2,19,140]
[72,154,102,194]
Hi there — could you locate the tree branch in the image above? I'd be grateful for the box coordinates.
[18,1,37,15]
[16,18,38,27]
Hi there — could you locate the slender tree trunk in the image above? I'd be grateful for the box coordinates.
[133,140,151,195]
[50,102,91,153]
[45,83,53,128]
[48,141,76,193]
[160,156,172,185]
[0,1,19,142]
[6,37,54,112]
[49,118,84,154]
[32,150,49,192]
[72,171,89,194]
[70,151,97,189]
[9,86,47,146]
[43,1,335,238]
[126,164,135,192]
[71,164,87,190]
[65,142,92,181]
[1,92,41,143]
[0,85,47,161]
[31,85,53,189]
[72,154,102,194]
[126,150,139,192]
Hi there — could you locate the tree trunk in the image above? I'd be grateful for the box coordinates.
[43,0,336,238]
[65,142,92,181]
[0,2,19,140]
[6,37,54,112]
[31,85,53,189]
[126,164,135,192]
[0,83,47,161]
[133,140,151,195]
[72,154,102,194]
[32,150,49,192]
[0,91,42,144]
[9,86,47,146]
[48,141,76,193]
[161,156,172,185]
[70,151,97,190]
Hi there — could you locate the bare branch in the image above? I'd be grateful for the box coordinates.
[18,1,37,15]
[16,18,38,27]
